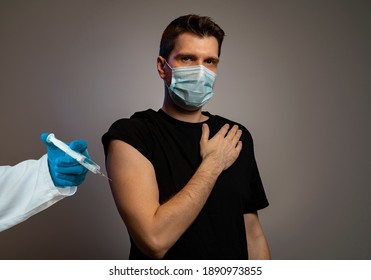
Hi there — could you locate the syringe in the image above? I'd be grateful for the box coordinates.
[46,133,111,181]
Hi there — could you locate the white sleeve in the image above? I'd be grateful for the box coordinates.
[0,154,77,232]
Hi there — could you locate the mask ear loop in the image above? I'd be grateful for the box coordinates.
[164,60,173,71]
[163,60,174,89]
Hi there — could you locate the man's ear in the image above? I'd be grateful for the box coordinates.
[157,56,167,79]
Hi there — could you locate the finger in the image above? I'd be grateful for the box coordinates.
[55,164,88,175]
[55,156,88,174]
[55,156,80,167]
[41,133,58,150]
[201,123,210,142]
[40,133,49,144]
[225,124,239,140]
[232,129,243,144]
[235,140,243,154]
[215,123,230,137]
[69,140,88,153]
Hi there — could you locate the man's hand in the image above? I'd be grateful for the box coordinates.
[200,123,243,172]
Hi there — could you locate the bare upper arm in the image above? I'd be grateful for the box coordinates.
[105,140,160,248]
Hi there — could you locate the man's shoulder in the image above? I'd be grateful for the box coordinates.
[102,109,159,150]
[207,113,256,147]
[208,112,250,133]
[131,109,158,120]
[109,109,158,128]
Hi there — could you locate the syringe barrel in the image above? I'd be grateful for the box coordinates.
[46,133,85,163]
[80,157,101,174]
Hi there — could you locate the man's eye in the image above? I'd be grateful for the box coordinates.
[205,59,215,65]
[182,56,196,63]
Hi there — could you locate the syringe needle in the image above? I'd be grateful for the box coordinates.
[97,170,112,181]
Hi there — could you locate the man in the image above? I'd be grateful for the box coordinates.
[0,133,88,232]
[102,14,270,259]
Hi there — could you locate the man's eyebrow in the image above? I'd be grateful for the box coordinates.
[174,53,219,62]
[174,53,197,59]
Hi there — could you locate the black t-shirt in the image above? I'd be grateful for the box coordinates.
[102,109,269,259]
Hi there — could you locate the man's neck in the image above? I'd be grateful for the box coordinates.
[161,103,209,123]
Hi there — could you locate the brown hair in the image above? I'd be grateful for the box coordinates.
[159,14,225,60]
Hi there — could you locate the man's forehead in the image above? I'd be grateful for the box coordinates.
[171,33,219,56]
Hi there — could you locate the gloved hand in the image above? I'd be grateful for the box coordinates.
[41,133,89,188]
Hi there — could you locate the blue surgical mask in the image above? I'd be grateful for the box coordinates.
[165,62,217,111]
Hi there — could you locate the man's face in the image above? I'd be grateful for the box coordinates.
[167,32,219,73]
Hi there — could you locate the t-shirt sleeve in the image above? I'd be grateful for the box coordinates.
[241,127,269,213]
[102,118,152,162]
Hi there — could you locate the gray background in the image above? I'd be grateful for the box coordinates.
[0,0,370,259]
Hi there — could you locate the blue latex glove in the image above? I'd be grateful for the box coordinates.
[41,133,89,187]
